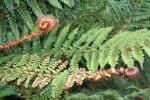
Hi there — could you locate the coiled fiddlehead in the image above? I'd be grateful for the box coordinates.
[37,15,58,32]
[0,15,58,50]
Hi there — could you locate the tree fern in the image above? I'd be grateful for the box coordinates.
[1,0,150,99]
[1,26,150,72]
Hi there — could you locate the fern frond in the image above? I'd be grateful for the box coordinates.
[121,48,134,67]
[0,83,19,98]
[47,0,63,9]
[64,27,79,49]
[142,40,150,57]
[54,25,70,48]
[47,0,76,9]
[0,54,69,90]
[90,50,99,71]
[51,70,69,98]
[2,0,150,99]
[8,16,20,37]
[99,48,110,68]
[15,53,30,67]
[4,0,15,16]
[131,46,144,68]
[60,0,73,8]
[17,1,34,29]
[101,29,150,68]
[69,53,81,71]
[93,27,112,47]
[108,46,120,67]
[27,0,43,17]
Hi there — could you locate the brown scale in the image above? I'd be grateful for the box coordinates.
[0,15,58,50]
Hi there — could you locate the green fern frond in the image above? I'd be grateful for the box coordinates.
[15,53,30,67]
[4,0,15,16]
[131,46,144,68]
[99,48,110,68]
[47,0,76,9]
[51,70,69,98]
[0,83,19,98]
[17,1,34,29]
[121,48,134,67]
[64,27,79,49]
[1,26,150,71]
[69,53,81,71]
[84,51,92,70]
[90,50,99,71]
[47,0,63,9]
[143,40,150,57]
[108,46,120,67]
[60,0,73,8]
[8,16,20,37]
[44,28,58,50]
[1,0,150,99]
[27,0,43,17]
[54,25,70,48]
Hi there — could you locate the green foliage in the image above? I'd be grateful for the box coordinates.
[27,0,43,17]
[62,78,150,100]
[2,0,150,53]
[1,25,150,97]
[51,70,69,98]
[0,83,19,98]
[64,87,150,100]
[43,26,150,70]
[47,0,76,9]
[0,26,150,98]
[1,0,150,99]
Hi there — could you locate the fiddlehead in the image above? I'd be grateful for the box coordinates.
[37,15,58,32]
[0,15,58,50]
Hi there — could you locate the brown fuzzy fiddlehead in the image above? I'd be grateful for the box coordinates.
[0,15,58,50]
[37,15,58,32]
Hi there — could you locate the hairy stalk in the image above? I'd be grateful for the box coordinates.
[65,67,139,89]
